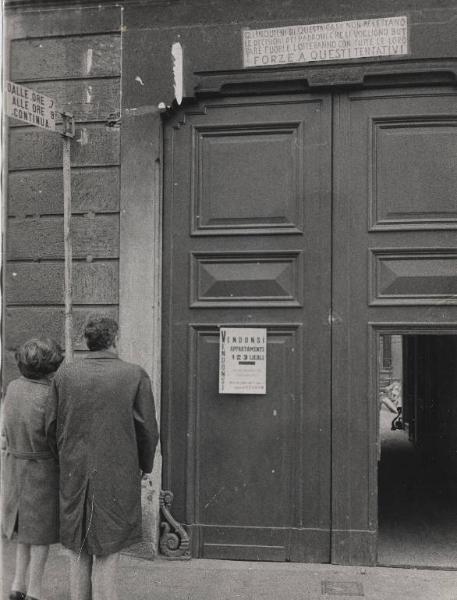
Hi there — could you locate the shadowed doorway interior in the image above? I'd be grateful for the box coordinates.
[377,334,457,568]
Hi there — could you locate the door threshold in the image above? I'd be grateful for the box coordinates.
[377,562,457,571]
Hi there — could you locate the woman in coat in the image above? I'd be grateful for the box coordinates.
[1,338,63,600]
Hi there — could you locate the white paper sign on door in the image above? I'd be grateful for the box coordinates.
[219,327,267,394]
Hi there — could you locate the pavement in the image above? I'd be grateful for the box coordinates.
[2,539,457,600]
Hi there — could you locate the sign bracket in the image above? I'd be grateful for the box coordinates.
[61,111,75,138]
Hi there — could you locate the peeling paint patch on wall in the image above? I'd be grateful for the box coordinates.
[172,41,183,105]
[86,47,93,74]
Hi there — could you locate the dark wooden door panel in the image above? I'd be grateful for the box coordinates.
[163,94,332,562]
[332,87,457,565]
[192,326,300,528]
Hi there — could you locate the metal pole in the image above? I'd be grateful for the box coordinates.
[62,113,75,362]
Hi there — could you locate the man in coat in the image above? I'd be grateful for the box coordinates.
[46,315,159,600]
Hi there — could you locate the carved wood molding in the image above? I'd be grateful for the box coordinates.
[195,59,457,96]
[5,0,175,8]
[159,490,191,559]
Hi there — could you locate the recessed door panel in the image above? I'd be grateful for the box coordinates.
[372,117,457,228]
[194,124,302,233]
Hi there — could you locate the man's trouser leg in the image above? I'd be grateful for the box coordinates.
[69,548,92,600]
[93,552,120,600]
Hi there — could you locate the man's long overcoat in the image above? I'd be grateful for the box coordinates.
[1,377,59,544]
[46,351,159,556]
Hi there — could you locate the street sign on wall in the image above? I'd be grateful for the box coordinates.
[5,81,57,131]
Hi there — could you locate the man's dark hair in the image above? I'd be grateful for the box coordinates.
[15,337,64,380]
[84,315,119,351]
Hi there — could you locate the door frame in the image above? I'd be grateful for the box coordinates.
[156,60,457,565]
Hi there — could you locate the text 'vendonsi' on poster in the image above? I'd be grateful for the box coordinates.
[219,327,267,395]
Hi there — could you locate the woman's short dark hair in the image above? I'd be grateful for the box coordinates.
[15,338,64,380]
[84,314,118,351]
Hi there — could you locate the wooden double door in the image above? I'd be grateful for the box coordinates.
[162,86,457,563]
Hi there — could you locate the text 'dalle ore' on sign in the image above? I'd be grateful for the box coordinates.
[5,81,57,131]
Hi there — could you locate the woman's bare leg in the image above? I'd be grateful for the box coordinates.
[11,543,30,594]
[27,545,49,599]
